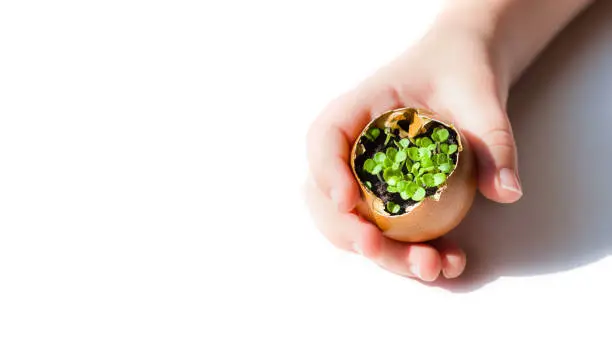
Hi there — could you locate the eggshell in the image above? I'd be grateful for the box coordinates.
[350,107,477,242]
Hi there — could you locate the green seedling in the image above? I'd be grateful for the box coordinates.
[412,187,426,201]
[384,128,395,145]
[431,128,450,143]
[387,201,401,214]
[359,125,460,214]
[364,127,381,141]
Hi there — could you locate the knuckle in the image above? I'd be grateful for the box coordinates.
[480,127,516,151]
[306,121,331,160]
[306,96,347,149]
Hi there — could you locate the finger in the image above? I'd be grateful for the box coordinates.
[306,86,403,213]
[370,231,443,282]
[429,237,466,279]
[303,175,364,250]
[304,177,442,281]
[465,99,523,203]
[441,82,523,203]
[306,92,370,212]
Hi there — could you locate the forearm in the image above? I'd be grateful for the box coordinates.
[436,0,595,86]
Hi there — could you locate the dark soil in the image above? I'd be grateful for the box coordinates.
[354,125,459,216]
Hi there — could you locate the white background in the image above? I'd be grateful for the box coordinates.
[1,0,612,343]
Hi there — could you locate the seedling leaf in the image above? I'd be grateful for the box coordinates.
[386,147,398,161]
[397,180,409,192]
[419,137,433,148]
[395,150,407,163]
[383,158,393,168]
[405,159,413,171]
[437,129,449,142]
[421,156,434,168]
[374,152,386,164]
[435,154,449,165]
[422,173,435,187]
[414,176,422,186]
[383,168,394,181]
[387,176,400,186]
[387,201,401,214]
[412,187,426,201]
[371,164,382,175]
[418,147,431,159]
[387,185,398,193]
[408,147,420,161]
[420,166,435,175]
[433,173,446,186]
[363,159,376,173]
[369,128,380,140]
[438,163,453,173]
[440,143,449,154]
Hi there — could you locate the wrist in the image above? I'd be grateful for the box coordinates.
[434,0,505,37]
[433,0,594,86]
[430,1,514,89]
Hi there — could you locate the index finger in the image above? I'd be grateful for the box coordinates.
[306,91,371,212]
[306,86,403,212]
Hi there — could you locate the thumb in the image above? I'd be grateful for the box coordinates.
[449,90,523,204]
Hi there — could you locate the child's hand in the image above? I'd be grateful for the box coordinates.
[305,15,523,282]
[305,0,592,281]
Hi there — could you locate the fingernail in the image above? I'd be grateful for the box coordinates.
[408,262,421,279]
[442,267,462,279]
[442,267,454,279]
[442,268,449,279]
[499,168,522,194]
[352,242,362,255]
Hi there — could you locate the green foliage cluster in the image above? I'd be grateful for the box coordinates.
[361,127,458,214]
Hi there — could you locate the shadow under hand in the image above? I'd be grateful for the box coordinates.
[433,1,612,292]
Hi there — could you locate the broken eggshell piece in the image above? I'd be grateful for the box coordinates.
[350,107,477,243]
